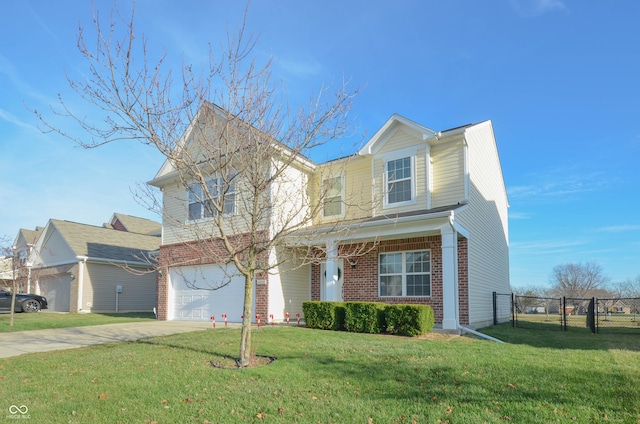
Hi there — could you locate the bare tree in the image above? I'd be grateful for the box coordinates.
[34,3,362,366]
[0,237,18,327]
[550,262,609,314]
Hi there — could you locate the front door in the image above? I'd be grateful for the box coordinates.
[320,259,344,302]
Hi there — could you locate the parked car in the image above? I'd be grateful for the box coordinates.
[0,290,48,313]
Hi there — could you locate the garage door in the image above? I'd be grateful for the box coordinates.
[168,264,251,322]
[38,275,71,312]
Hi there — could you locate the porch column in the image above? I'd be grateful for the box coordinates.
[440,224,459,330]
[325,239,339,301]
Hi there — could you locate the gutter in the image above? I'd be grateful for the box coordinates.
[458,326,504,343]
[31,256,154,270]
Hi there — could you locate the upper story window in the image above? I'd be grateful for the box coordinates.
[322,175,344,218]
[379,250,431,297]
[188,176,237,221]
[385,156,414,206]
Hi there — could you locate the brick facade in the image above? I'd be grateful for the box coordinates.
[157,231,269,320]
[158,232,469,325]
[311,235,470,326]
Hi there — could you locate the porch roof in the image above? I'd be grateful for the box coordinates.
[286,203,468,245]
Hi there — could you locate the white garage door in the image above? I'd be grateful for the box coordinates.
[38,275,71,312]
[168,264,251,322]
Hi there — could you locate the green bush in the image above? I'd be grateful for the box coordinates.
[385,304,435,336]
[333,303,346,331]
[302,301,345,330]
[344,302,386,334]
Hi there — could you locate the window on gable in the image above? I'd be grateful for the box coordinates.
[322,175,343,218]
[379,250,431,297]
[386,156,413,205]
[188,176,237,221]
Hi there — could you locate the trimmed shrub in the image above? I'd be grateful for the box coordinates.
[333,303,346,331]
[385,304,435,336]
[302,301,345,330]
[344,302,386,334]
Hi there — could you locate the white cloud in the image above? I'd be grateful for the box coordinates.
[509,0,567,17]
[275,55,324,80]
[507,166,611,203]
[0,109,40,132]
[509,212,532,220]
[510,239,586,255]
[597,225,640,233]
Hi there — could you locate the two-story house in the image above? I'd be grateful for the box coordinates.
[151,105,510,330]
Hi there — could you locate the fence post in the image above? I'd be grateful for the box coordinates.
[511,292,516,327]
[562,297,567,331]
[493,291,498,325]
[587,298,596,334]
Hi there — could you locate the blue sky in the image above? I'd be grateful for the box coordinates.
[1,0,639,288]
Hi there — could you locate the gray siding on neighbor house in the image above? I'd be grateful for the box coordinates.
[82,262,156,312]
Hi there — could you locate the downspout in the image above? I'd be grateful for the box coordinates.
[77,257,87,312]
[458,325,504,343]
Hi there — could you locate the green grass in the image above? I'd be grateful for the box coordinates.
[0,311,156,332]
[1,325,639,423]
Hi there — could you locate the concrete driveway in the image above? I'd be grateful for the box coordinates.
[0,321,228,358]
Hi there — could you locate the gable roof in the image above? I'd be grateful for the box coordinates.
[358,114,439,155]
[19,227,43,245]
[105,213,161,236]
[358,114,480,156]
[148,102,317,187]
[44,219,160,265]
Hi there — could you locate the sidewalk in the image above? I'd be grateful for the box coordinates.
[0,321,233,359]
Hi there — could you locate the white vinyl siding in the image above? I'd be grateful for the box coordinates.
[270,248,309,321]
[455,121,510,327]
[431,139,466,208]
[161,179,252,245]
[314,155,371,223]
[270,159,312,233]
[343,157,372,220]
[372,130,428,216]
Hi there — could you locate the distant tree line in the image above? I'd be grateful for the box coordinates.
[513,261,640,316]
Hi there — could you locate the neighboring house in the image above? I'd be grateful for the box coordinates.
[23,214,160,313]
[611,299,631,315]
[151,106,510,330]
[0,256,13,287]
[12,226,44,292]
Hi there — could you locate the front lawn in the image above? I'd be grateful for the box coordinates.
[1,326,639,423]
[0,311,156,332]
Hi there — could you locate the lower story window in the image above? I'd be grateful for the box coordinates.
[379,250,431,297]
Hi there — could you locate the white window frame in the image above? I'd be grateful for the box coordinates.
[379,249,431,298]
[382,147,417,209]
[187,175,237,222]
[321,174,345,219]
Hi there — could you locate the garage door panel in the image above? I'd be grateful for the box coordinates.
[39,275,71,312]
[169,264,249,322]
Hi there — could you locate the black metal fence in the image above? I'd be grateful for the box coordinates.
[493,292,640,334]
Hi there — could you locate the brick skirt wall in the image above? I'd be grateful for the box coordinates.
[311,235,469,326]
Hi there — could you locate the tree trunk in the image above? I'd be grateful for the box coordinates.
[238,273,254,367]
[9,260,17,327]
